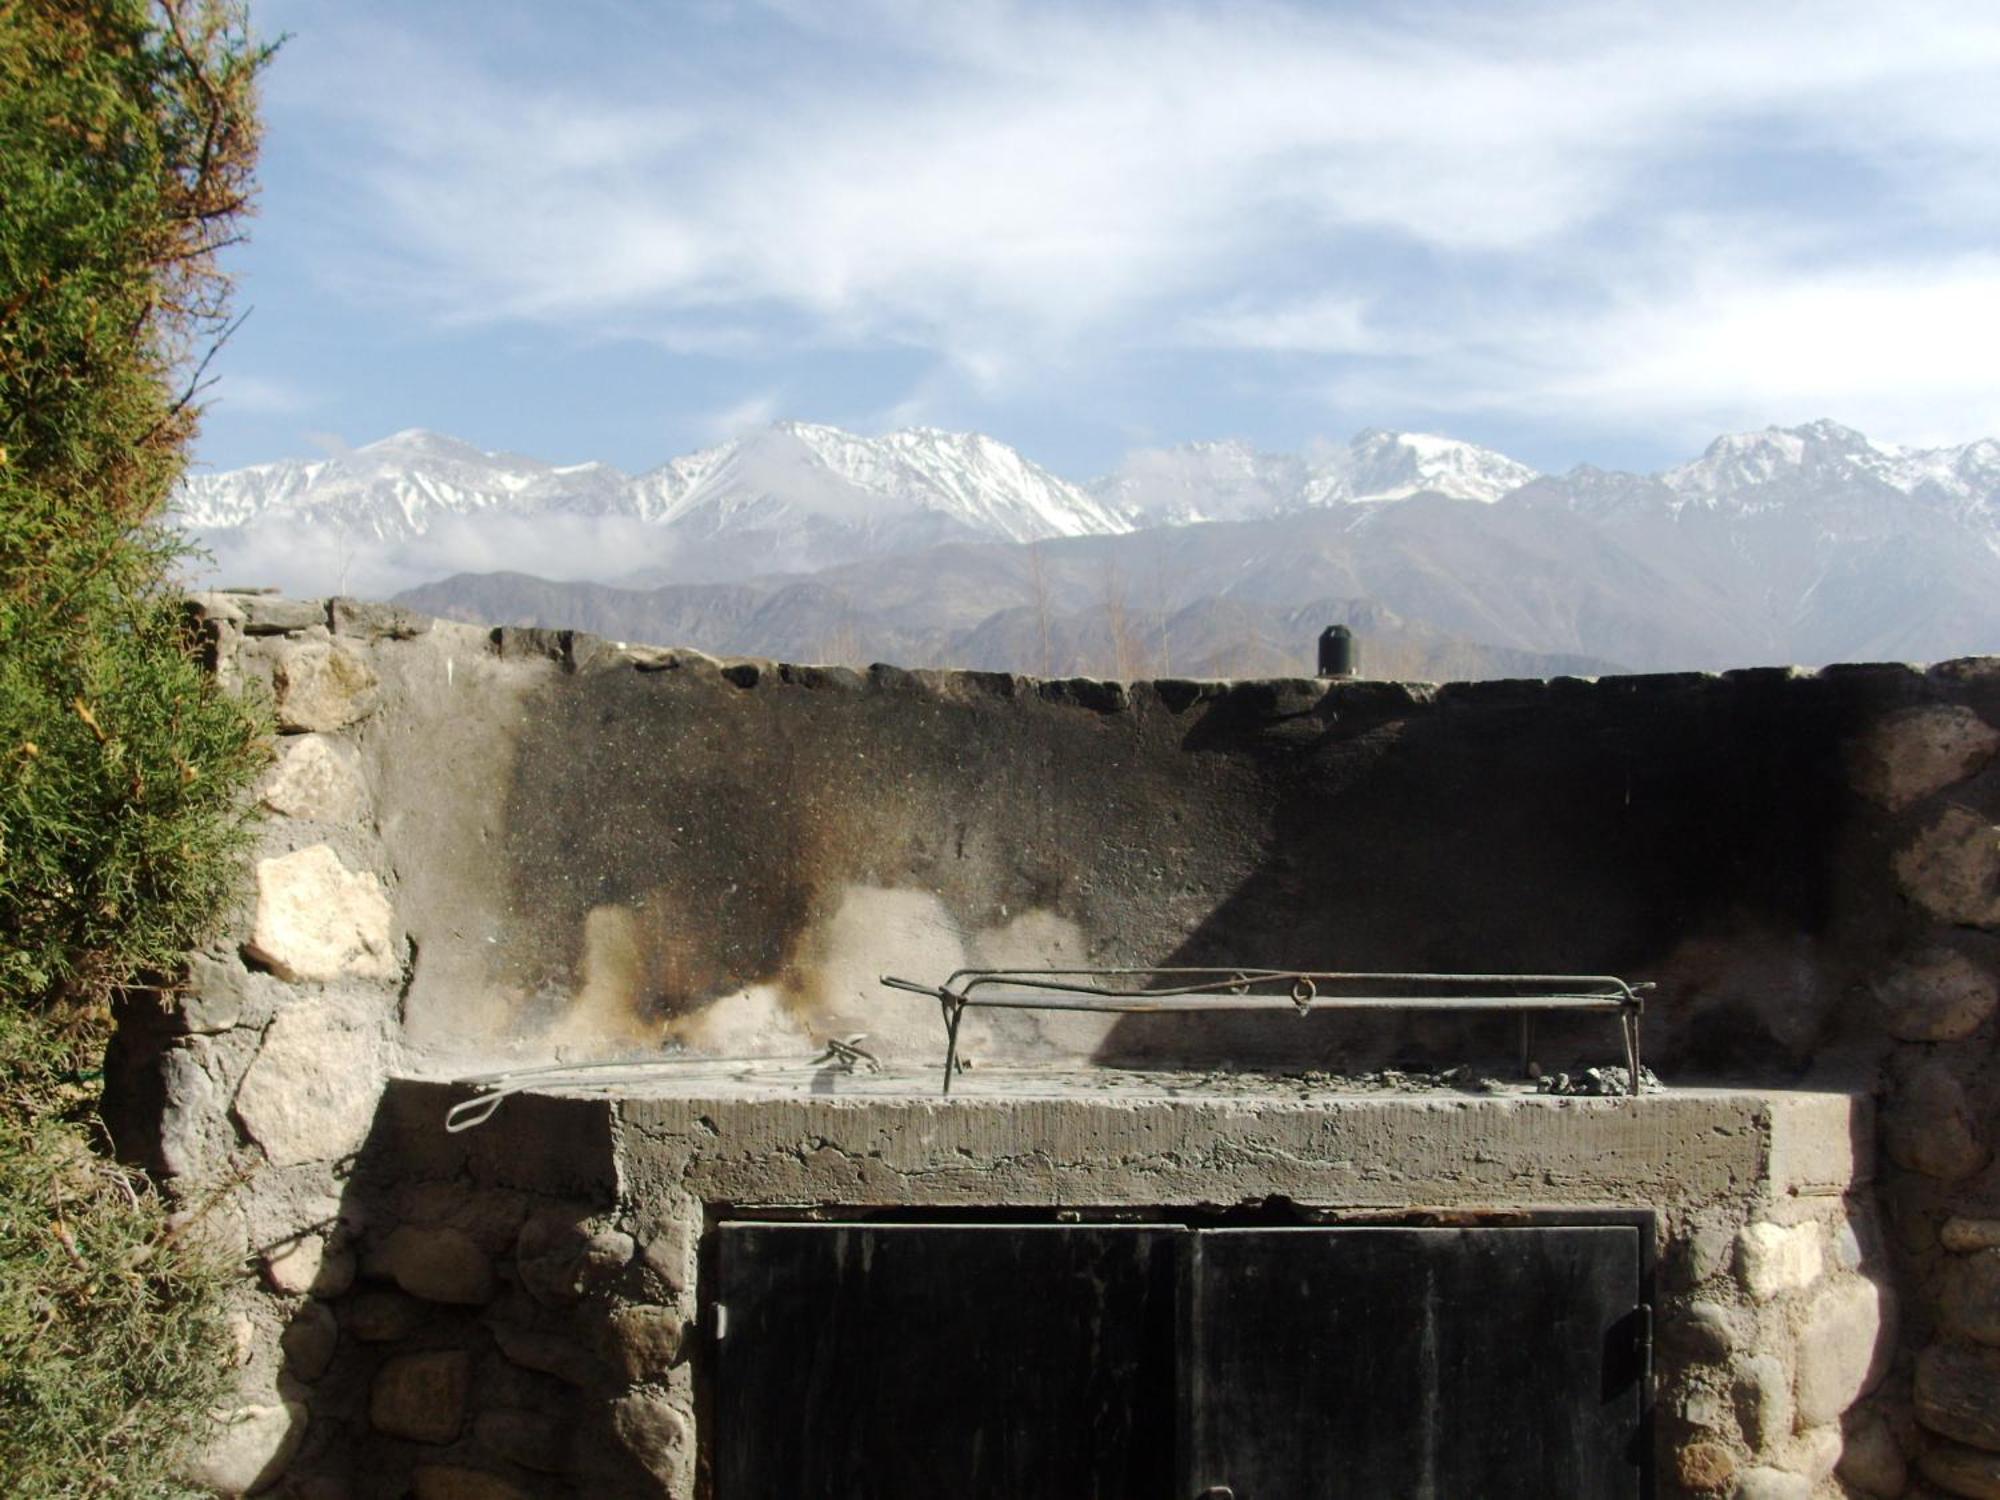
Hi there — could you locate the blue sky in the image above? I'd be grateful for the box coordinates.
[196,0,2000,480]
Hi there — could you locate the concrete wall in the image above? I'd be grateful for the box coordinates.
[108,593,2000,1498]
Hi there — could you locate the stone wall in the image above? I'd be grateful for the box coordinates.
[105,592,2000,1497]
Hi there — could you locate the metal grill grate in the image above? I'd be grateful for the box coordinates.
[879,967,1650,1096]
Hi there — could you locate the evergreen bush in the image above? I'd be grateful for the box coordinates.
[0,2,273,1491]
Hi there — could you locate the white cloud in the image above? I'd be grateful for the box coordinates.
[266,0,2000,438]
[186,513,676,600]
[701,391,783,442]
[1324,253,2000,451]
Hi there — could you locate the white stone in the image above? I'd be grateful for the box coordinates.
[233,1002,384,1168]
[181,1400,308,1496]
[1795,1277,1891,1425]
[261,735,370,825]
[1895,806,2000,928]
[274,642,379,732]
[1850,704,2000,810]
[1736,1221,1822,1302]
[1732,1466,1810,1500]
[245,845,398,983]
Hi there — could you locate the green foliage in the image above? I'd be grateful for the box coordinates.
[1,0,272,1011]
[0,1005,232,1499]
[0,1,274,1493]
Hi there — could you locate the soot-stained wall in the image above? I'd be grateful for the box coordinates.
[348,622,1985,1079]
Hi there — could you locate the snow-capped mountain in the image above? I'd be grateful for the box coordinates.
[175,428,632,537]
[183,417,2000,673]
[1094,429,1539,524]
[178,422,1126,551]
[636,422,1130,544]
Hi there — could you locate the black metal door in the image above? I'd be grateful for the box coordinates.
[1184,1226,1646,1500]
[713,1222,1179,1499]
[714,1221,1647,1500]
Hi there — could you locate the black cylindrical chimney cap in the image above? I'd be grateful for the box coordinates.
[1318,624,1357,678]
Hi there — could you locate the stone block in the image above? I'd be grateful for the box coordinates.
[374,1225,497,1306]
[486,1316,598,1388]
[609,1390,690,1492]
[597,1303,686,1382]
[263,1233,355,1298]
[239,595,328,635]
[1737,1221,1823,1301]
[181,1400,308,1496]
[261,735,371,825]
[1796,1277,1893,1425]
[1919,1436,2000,1499]
[1871,949,2000,1043]
[245,845,398,984]
[275,642,380,732]
[232,1001,384,1168]
[1945,1251,2000,1345]
[282,1301,338,1382]
[634,1219,695,1303]
[1896,807,2000,929]
[158,1044,220,1178]
[179,953,251,1033]
[1732,1466,1810,1500]
[1885,1062,1991,1182]
[1672,1301,1742,1362]
[1678,1439,1738,1491]
[1917,1342,2000,1450]
[411,1468,532,1500]
[332,597,432,640]
[370,1349,470,1444]
[1850,706,2000,810]
[1947,1221,2000,1254]
[1735,1352,1795,1452]
[1838,1407,1908,1497]
[516,1212,633,1307]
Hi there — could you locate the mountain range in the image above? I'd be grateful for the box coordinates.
[179,418,2000,679]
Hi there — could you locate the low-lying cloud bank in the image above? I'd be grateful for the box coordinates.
[181,514,677,600]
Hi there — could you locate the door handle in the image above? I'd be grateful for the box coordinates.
[1200,1489,1235,1499]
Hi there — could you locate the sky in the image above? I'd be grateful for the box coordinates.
[194,0,2000,482]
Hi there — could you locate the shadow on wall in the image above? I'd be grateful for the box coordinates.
[1107,670,1911,1076]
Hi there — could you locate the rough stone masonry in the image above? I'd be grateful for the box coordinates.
[103,592,2000,1498]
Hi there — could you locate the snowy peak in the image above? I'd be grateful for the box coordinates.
[1316,429,1540,505]
[174,430,633,538]
[639,422,1131,544]
[1097,429,1536,525]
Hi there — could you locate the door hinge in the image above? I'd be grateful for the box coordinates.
[1635,1302,1653,1380]
[714,1302,729,1341]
